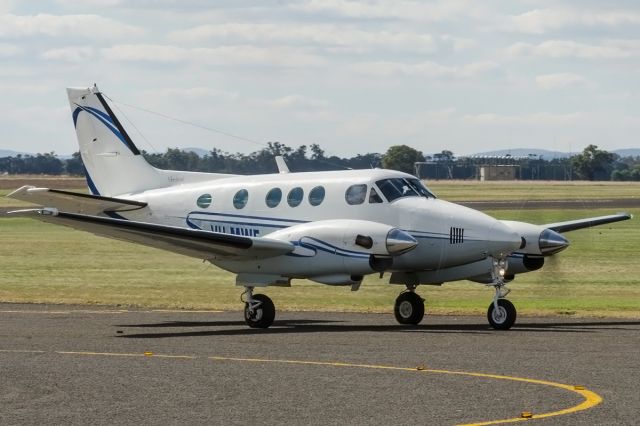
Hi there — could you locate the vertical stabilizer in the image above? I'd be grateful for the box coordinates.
[68,85,162,196]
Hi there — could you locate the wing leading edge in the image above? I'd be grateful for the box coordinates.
[7,208,294,261]
[544,212,632,233]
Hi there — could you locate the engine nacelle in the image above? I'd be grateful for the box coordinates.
[501,220,569,256]
[268,219,417,257]
[267,219,417,278]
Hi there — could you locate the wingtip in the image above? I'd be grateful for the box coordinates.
[617,212,633,220]
[6,185,36,198]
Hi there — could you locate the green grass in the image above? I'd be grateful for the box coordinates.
[2,180,640,205]
[1,207,638,317]
[428,181,640,201]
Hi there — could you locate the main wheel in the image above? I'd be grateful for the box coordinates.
[394,292,425,325]
[487,299,517,330]
[244,294,275,329]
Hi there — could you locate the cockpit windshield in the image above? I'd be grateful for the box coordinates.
[375,178,436,202]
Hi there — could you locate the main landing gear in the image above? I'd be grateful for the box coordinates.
[242,287,275,329]
[487,258,517,330]
[394,287,425,325]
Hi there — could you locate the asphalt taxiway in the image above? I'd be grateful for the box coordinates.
[1,304,638,425]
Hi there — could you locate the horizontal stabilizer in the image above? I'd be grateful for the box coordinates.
[7,209,294,261]
[7,186,147,215]
[545,213,632,233]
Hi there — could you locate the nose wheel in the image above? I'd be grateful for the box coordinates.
[487,298,516,330]
[394,291,425,325]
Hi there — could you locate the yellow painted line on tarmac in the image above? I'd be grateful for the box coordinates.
[208,355,603,425]
[1,349,602,424]
[429,369,603,425]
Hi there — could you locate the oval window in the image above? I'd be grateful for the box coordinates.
[287,187,304,207]
[345,184,367,205]
[265,188,282,208]
[308,186,325,206]
[233,189,249,209]
[196,193,212,208]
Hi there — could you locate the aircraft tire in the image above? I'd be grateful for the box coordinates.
[244,294,275,329]
[487,299,516,330]
[394,292,425,325]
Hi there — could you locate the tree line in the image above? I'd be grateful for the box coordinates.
[1,143,639,181]
[382,144,640,181]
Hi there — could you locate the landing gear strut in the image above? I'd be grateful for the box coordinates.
[242,287,275,329]
[394,287,425,325]
[487,258,517,330]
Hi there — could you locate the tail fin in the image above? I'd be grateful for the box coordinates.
[68,85,163,196]
[68,85,237,196]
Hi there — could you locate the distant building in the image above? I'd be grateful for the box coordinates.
[478,165,518,181]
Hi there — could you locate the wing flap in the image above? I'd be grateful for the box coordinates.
[7,208,294,261]
[7,186,147,215]
[544,213,632,233]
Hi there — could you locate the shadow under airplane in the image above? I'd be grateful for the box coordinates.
[114,318,640,339]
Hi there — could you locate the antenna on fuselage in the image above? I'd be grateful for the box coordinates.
[275,156,290,174]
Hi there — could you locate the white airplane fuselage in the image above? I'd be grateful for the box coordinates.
[118,168,521,284]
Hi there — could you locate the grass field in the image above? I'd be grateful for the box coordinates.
[428,180,640,201]
[2,176,640,203]
[1,178,638,317]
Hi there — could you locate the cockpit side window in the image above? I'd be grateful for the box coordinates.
[369,187,383,204]
[345,184,367,205]
[407,178,436,198]
[375,178,419,202]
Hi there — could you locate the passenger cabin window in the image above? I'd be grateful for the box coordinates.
[233,189,249,209]
[345,184,367,205]
[376,178,435,202]
[265,188,282,208]
[287,187,304,207]
[196,193,212,208]
[309,186,325,206]
[369,188,383,204]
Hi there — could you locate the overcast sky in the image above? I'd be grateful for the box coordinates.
[1,0,639,157]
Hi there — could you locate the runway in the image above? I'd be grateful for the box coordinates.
[1,304,638,425]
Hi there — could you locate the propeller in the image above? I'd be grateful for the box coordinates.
[538,228,570,255]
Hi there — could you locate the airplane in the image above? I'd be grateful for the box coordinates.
[5,85,632,330]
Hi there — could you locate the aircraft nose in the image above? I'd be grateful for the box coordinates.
[539,229,570,255]
[488,221,522,257]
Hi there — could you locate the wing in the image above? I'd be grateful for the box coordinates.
[544,212,632,233]
[7,186,146,215]
[7,208,294,261]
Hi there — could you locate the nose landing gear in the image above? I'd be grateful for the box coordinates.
[487,258,517,330]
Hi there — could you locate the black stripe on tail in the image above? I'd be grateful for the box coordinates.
[95,92,141,155]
